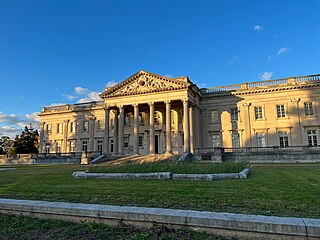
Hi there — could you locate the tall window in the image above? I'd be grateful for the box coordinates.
[46,124,52,135]
[83,121,89,132]
[139,113,144,126]
[307,130,318,146]
[276,105,286,118]
[97,139,103,152]
[57,123,63,134]
[304,102,314,116]
[211,134,221,148]
[56,141,62,153]
[230,108,239,121]
[69,140,76,152]
[232,132,240,148]
[70,122,76,133]
[124,136,129,148]
[82,140,88,152]
[124,114,130,126]
[97,119,104,131]
[210,110,219,122]
[256,133,266,147]
[154,112,160,125]
[138,134,144,147]
[278,132,289,147]
[45,142,50,153]
[254,106,263,120]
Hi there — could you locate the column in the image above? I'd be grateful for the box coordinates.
[183,99,190,152]
[133,104,139,154]
[118,105,124,155]
[113,109,118,155]
[149,102,155,154]
[104,106,110,154]
[63,120,69,153]
[242,103,252,147]
[39,122,45,154]
[89,117,95,151]
[165,100,172,154]
[189,104,194,153]
[291,98,303,145]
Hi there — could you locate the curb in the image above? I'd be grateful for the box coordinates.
[72,168,251,181]
[0,198,319,239]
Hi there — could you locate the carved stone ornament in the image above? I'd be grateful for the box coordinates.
[119,75,169,94]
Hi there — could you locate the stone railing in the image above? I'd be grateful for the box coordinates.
[42,101,104,113]
[194,146,320,163]
[200,74,320,94]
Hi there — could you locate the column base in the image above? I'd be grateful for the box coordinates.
[165,151,173,155]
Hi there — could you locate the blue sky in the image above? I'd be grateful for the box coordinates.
[0,0,319,137]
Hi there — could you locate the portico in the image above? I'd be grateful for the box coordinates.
[100,70,200,155]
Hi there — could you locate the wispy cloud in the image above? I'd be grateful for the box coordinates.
[164,74,174,78]
[253,25,263,31]
[105,81,118,88]
[229,56,238,65]
[0,111,40,138]
[75,86,89,95]
[63,86,104,103]
[268,56,272,60]
[277,47,291,55]
[260,72,274,80]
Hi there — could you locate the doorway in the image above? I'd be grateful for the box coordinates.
[110,139,114,153]
[155,135,159,154]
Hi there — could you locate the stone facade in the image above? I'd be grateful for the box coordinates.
[38,71,320,155]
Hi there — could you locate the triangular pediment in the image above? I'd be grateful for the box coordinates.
[100,70,190,98]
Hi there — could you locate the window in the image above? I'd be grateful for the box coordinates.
[230,108,239,121]
[46,124,52,135]
[111,118,114,128]
[82,140,88,152]
[69,140,76,152]
[210,110,219,122]
[154,112,160,125]
[254,106,263,120]
[211,134,221,148]
[124,114,130,126]
[278,132,289,147]
[57,123,63,134]
[304,102,314,116]
[56,141,62,153]
[138,134,144,147]
[97,119,104,131]
[171,110,175,124]
[232,132,240,148]
[97,139,103,152]
[139,113,144,126]
[70,122,76,133]
[276,105,286,118]
[45,142,50,153]
[256,133,266,147]
[83,121,89,132]
[124,136,129,148]
[307,130,318,146]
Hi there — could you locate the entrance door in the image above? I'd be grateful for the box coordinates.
[155,135,159,154]
[110,139,114,153]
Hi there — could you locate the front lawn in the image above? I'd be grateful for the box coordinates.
[0,163,319,218]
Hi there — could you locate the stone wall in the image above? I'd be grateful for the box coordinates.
[0,154,80,165]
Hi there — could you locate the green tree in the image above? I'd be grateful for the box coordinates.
[0,136,13,154]
[12,126,39,154]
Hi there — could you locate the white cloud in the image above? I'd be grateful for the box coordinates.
[75,86,89,95]
[105,81,118,88]
[0,111,40,138]
[277,47,291,55]
[260,72,274,81]
[63,94,77,101]
[164,74,174,78]
[253,25,263,31]
[77,91,102,103]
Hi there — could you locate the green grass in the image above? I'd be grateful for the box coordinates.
[89,161,247,174]
[0,213,230,240]
[0,163,319,218]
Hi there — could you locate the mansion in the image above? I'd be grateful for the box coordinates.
[38,71,320,155]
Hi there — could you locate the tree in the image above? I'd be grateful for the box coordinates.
[0,136,13,154]
[12,125,39,154]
